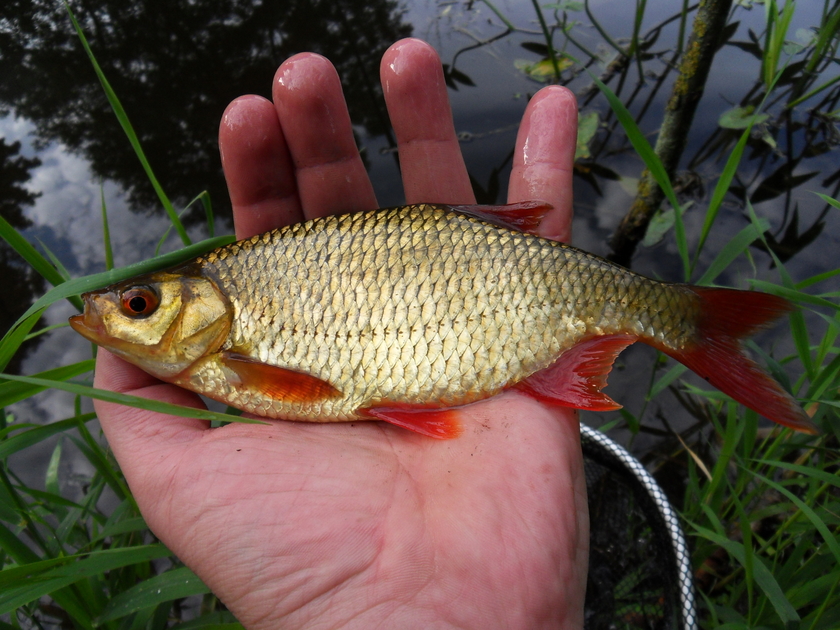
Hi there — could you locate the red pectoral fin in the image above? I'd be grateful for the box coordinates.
[222,352,341,403]
[514,335,636,411]
[359,405,464,439]
[449,201,553,234]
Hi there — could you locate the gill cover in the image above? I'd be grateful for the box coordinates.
[70,271,232,379]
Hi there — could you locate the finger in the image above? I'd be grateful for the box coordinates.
[220,95,303,239]
[273,54,377,218]
[508,86,578,242]
[380,39,474,205]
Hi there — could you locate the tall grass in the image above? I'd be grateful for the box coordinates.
[0,1,838,628]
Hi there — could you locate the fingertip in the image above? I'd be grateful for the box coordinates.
[272,52,377,217]
[272,52,350,159]
[380,38,473,204]
[380,38,444,104]
[219,95,302,238]
[509,86,578,242]
[274,52,336,95]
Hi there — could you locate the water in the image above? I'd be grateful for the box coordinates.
[2,0,838,484]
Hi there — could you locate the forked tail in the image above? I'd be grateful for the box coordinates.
[662,287,817,434]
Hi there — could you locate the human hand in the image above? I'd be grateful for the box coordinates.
[94,38,586,629]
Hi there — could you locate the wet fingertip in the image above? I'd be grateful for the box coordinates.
[381,38,440,81]
[220,95,273,133]
[274,52,336,93]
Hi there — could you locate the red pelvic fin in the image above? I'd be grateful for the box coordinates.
[664,287,818,434]
[514,334,636,411]
[359,405,464,439]
[449,200,553,235]
[221,352,341,403]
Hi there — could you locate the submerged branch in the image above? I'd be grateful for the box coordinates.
[608,0,733,267]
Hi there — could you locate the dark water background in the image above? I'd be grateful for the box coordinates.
[1,0,838,492]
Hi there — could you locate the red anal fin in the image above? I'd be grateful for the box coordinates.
[449,200,553,235]
[222,352,341,403]
[359,405,464,439]
[663,287,818,434]
[514,335,636,411]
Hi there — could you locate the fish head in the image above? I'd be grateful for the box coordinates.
[69,271,232,380]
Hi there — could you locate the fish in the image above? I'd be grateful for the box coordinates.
[69,201,817,438]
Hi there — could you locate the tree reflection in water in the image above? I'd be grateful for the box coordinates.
[0,0,411,222]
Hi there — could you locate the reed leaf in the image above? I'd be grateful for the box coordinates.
[0,544,171,614]
[96,566,209,624]
[0,374,266,426]
[587,71,690,278]
[64,3,190,246]
[0,360,94,407]
[690,523,800,626]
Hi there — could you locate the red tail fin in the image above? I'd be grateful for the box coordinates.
[662,287,818,434]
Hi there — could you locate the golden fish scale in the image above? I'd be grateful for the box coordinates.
[189,205,700,421]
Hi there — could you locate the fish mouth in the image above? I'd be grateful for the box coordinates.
[68,293,105,344]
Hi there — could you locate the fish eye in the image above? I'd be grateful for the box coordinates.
[120,286,159,317]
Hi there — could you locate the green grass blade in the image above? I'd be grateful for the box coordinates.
[100,184,114,271]
[0,307,45,373]
[690,523,800,626]
[0,544,171,614]
[90,516,148,544]
[804,350,840,401]
[24,321,69,341]
[200,191,215,238]
[0,359,95,407]
[747,469,840,566]
[787,73,840,108]
[34,237,72,283]
[68,433,130,502]
[648,362,686,400]
[586,71,690,278]
[96,566,209,624]
[695,220,769,286]
[807,3,840,75]
[747,280,839,312]
[0,522,40,565]
[813,191,840,211]
[795,267,840,291]
[0,374,267,425]
[752,460,840,490]
[170,612,243,630]
[63,3,190,246]
[693,129,764,273]
[0,214,66,290]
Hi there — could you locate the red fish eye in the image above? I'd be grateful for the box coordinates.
[120,286,159,317]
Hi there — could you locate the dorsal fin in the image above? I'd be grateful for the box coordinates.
[449,200,552,235]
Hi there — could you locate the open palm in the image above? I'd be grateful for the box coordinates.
[95,39,587,629]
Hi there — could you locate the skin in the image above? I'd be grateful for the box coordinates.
[94,39,586,629]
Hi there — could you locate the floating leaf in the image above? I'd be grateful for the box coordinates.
[719,106,770,130]
[514,56,573,82]
[575,111,599,160]
[641,202,691,247]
